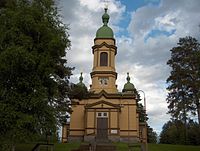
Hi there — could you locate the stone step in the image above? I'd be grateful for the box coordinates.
[71,143,117,151]
[96,144,116,151]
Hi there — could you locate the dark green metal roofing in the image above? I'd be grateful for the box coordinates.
[96,8,114,38]
[122,73,136,93]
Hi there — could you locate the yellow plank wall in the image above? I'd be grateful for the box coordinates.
[69,105,85,136]
[120,100,137,136]
[110,112,118,133]
[86,111,95,135]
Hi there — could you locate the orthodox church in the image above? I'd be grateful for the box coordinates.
[62,8,147,144]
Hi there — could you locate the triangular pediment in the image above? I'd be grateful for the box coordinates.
[85,100,120,109]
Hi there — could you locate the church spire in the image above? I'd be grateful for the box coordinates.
[102,8,109,26]
[123,73,136,93]
[77,72,86,89]
[79,72,83,83]
[126,72,130,83]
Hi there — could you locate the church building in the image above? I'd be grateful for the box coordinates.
[62,8,147,144]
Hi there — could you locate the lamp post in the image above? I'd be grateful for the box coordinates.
[137,90,148,151]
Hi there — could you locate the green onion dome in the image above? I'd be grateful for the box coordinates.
[122,73,136,93]
[96,8,114,38]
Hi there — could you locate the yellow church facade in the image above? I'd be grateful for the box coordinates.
[62,8,147,144]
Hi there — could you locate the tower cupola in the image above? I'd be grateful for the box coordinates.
[123,73,136,93]
[96,8,114,38]
[77,72,87,89]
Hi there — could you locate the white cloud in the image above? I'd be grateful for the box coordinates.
[123,0,200,132]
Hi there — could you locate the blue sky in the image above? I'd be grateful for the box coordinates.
[60,0,200,134]
[116,0,161,36]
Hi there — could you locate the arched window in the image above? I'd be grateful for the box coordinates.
[100,52,108,66]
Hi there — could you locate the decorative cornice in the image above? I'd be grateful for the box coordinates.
[90,71,118,78]
[94,38,116,44]
[92,42,117,55]
[89,90,136,99]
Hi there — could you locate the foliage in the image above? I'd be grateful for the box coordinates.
[137,103,148,122]
[0,0,73,149]
[166,36,200,124]
[147,125,157,143]
[136,91,148,122]
[159,120,200,145]
[68,83,90,100]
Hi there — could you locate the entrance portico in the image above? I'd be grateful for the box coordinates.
[84,100,121,142]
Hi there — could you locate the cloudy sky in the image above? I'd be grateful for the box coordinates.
[58,0,200,134]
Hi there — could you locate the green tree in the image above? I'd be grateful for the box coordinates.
[0,0,73,150]
[147,125,157,143]
[160,120,185,144]
[160,120,200,145]
[187,120,200,145]
[166,36,200,124]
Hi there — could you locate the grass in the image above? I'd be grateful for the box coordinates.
[15,142,200,151]
[148,143,200,151]
[115,143,200,151]
[16,142,80,151]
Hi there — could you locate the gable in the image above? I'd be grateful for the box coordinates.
[85,100,120,109]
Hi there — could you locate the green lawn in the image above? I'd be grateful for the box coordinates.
[148,143,200,151]
[16,142,80,151]
[16,142,200,151]
[116,143,200,151]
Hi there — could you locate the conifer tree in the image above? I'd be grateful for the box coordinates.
[166,36,200,124]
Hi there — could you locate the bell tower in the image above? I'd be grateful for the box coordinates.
[90,8,118,93]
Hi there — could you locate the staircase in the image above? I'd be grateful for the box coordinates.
[71,143,117,151]
[96,143,116,151]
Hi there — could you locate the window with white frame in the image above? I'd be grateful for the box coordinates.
[97,112,108,117]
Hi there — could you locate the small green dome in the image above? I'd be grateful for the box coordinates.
[96,8,114,38]
[77,72,87,89]
[122,73,136,93]
[96,26,114,38]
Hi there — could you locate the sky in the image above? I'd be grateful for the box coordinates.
[58,0,200,134]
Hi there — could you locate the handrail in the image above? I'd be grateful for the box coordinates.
[32,143,54,151]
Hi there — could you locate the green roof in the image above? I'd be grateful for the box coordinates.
[96,8,114,38]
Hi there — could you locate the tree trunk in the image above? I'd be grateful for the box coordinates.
[195,95,200,125]
[197,103,200,125]
[182,94,187,145]
[12,144,15,151]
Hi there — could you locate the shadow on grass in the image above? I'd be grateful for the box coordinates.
[16,142,81,151]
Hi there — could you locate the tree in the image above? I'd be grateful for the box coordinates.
[160,120,200,145]
[147,125,157,143]
[159,120,185,144]
[166,36,200,124]
[0,0,73,150]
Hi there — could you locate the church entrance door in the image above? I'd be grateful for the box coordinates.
[96,112,108,141]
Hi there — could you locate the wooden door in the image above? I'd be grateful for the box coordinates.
[96,118,108,140]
